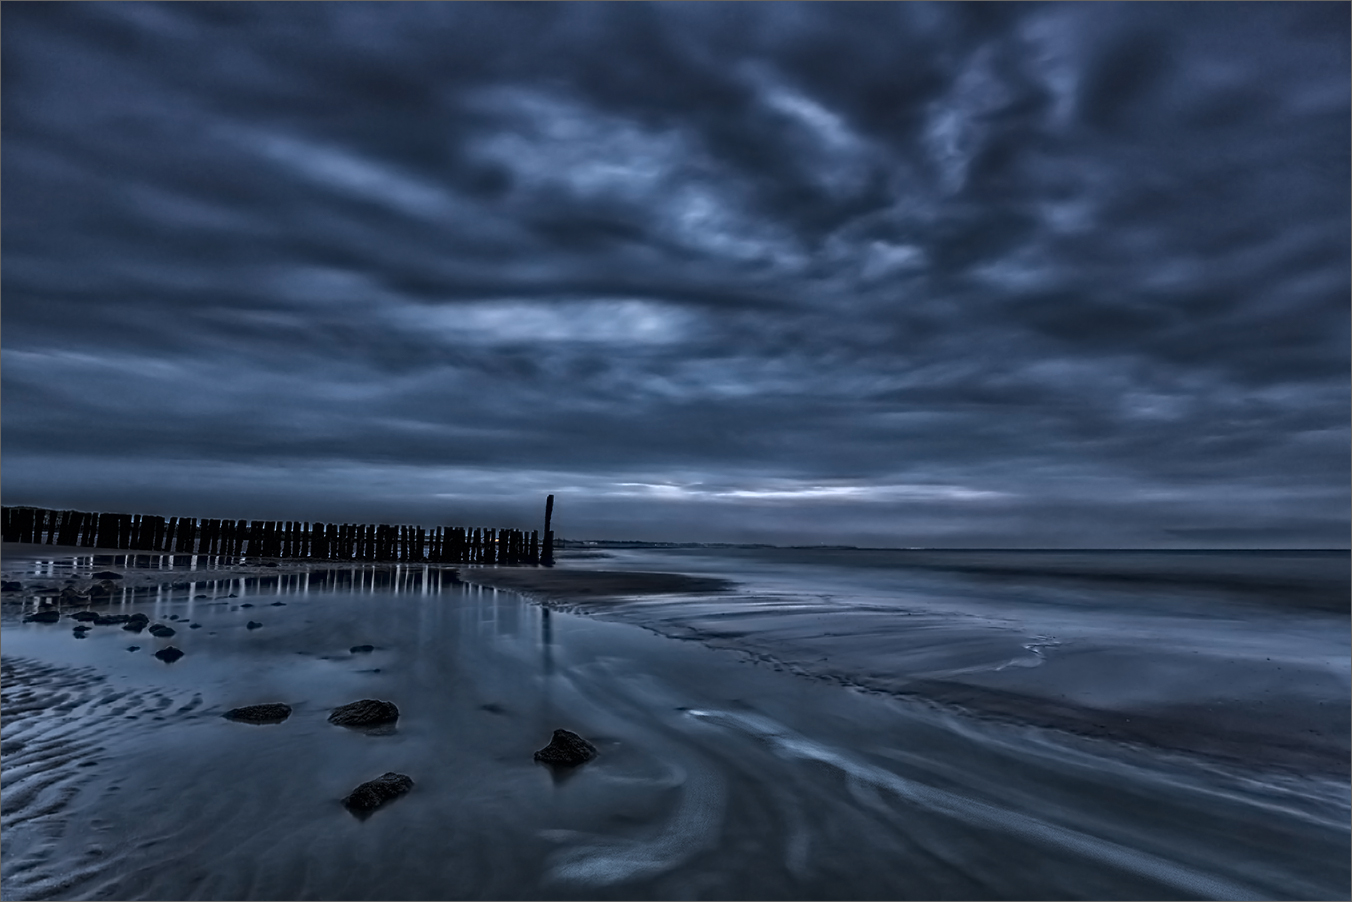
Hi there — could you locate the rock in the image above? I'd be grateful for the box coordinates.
[122,623,144,633]
[533,729,598,767]
[24,610,61,623]
[154,646,184,663]
[60,587,88,603]
[189,623,202,629]
[94,614,131,625]
[246,621,263,630]
[270,601,286,606]
[240,603,254,608]
[168,614,180,621]
[350,644,375,654]
[343,772,413,815]
[71,610,101,622]
[127,646,140,652]
[328,699,399,728]
[87,581,117,599]
[73,627,89,638]
[91,571,123,579]
[148,624,176,638]
[128,612,149,623]
[223,703,292,724]
[1,581,23,592]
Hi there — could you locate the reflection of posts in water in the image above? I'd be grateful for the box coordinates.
[541,606,553,677]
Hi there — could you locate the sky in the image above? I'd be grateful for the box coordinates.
[2,2,1348,548]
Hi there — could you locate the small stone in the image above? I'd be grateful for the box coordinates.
[87,581,118,599]
[122,623,144,633]
[189,623,202,629]
[73,628,89,638]
[240,603,254,608]
[148,624,176,638]
[1,581,23,592]
[223,703,292,724]
[60,587,88,603]
[343,772,413,815]
[533,729,598,767]
[91,571,123,579]
[71,610,101,622]
[246,621,263,630]
[127,612,149,623]
[127,646,140,652]
[154,646,184,663]
[270,601,286,606]
[24,610,61,623]
[350,644,375,654]
[328,699,399,728]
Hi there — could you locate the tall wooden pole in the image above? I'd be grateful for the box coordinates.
[542,494,555,566]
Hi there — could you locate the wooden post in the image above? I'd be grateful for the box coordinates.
[542,494,555,566]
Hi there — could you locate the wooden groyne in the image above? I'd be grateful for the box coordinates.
[0,504,550,566]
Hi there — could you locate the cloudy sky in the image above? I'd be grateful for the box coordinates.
[2,2,1347,548]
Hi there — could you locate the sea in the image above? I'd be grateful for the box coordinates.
[1,545,1347,900]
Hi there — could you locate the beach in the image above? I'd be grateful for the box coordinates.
[1,543,1348,900]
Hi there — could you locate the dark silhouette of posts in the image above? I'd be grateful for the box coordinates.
[542,494,555,566]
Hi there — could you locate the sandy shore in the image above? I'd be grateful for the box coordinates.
[2,542,1347,900]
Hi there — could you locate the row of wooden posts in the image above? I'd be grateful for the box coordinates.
[0,502,556,566]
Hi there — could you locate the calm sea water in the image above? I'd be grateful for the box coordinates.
[1,547,1347,900]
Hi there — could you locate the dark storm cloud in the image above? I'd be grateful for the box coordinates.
[3,1,1347,547]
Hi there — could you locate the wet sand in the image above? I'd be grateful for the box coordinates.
[2,543,1348,900]
[469,554,1350,779]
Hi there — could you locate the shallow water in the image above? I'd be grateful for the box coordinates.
[1,551,1348,900]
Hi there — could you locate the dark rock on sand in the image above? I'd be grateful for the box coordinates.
[343,772,413,815]
[154,646,185,663]
[240,603,254,608]
[1,581,22,592]
[71,610,101,622]
[189,623,202,629]
[270,601,286,606]
[148,624,176,638]
[246,621,263,630]
[122,613,149,632]
[88,581,118,599]
[60,587,88,603]
[533,729,598,767]
[94,614,129,625]
[223,703,292,724]
[73,627,89,638]
[127,646,141,652]
[24,610,61,623]
[329,699,399,728]
[91,571,123,579]
[350,644,375,654]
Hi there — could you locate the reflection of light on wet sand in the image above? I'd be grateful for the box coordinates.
[686,708,1260,900]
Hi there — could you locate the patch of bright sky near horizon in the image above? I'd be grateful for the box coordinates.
[1,2,1347,547]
